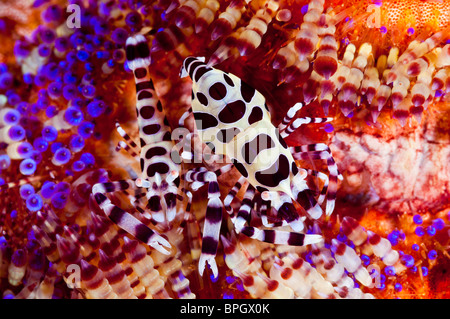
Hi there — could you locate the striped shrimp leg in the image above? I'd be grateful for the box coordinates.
[231,184,255,231]
[91,35,178,255]
[233,187,302,242]
[116,140,139,158]
[277,102,303,132]
[258,197,286,228]
[290,143,340,216]
[115,121,139,155]
[233,206,322,247]
[93,192,170,255]
[277,102,338,213]
[181,163,234,277]
[91,178,149,223]
[281,116,333,137]
[265,192,306,232]
[184,167,223,278]
[126,34,182,224]
[223,175,246,213]
[249,227,321,246]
